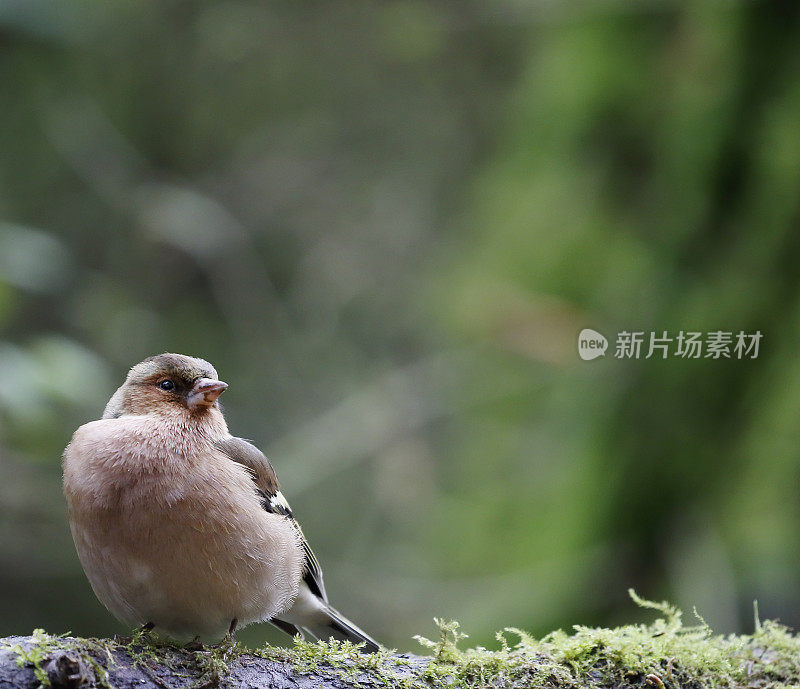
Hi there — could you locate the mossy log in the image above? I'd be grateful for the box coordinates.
[3,597,800,689]
[0,633,431,689]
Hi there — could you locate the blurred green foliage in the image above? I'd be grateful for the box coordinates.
[1,0,799,651]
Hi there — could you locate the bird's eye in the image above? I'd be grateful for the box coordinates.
[158,380,175,391]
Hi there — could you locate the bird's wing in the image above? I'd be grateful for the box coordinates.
[214,436,328,602]
[216,435,380,652]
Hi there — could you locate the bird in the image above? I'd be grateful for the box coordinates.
[62,353,379,651]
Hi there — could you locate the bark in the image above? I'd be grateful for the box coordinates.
[2,626,797,689]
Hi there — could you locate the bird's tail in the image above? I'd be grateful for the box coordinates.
[303,605,380,652]
[272,604,380,653]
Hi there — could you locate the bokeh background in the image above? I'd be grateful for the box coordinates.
[2,0,800,651]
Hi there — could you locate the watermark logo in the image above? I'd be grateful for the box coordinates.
[579,330,762,361]
[578,328,608,360]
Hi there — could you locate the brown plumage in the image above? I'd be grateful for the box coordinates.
[62,353,379,650]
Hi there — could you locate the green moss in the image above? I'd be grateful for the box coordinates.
[190,637,243,687]
[2,629,117,689]
[124,631,249,688]
[254,636,411,688]
[5,592,800,689]
[6,629,54,687]
[402,590,800,688]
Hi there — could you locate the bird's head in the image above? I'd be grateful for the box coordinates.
[103,353,228,419]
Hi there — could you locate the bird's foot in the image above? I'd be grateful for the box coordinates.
[187,625,240,689]
[185,636,204,651]
[119,622,156,645]
[211,618,238,654]
[215,631,238,658]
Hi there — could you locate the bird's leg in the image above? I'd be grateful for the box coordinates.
[140,622,155,633]
[228,618,238,640]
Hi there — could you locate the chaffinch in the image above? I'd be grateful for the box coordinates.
[62,353,379,651]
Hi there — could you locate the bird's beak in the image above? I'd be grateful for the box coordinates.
[187,378,228,410]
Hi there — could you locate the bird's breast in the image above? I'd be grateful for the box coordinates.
[63,416,304,637]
